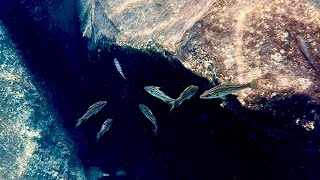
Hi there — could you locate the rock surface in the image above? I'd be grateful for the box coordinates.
[0,20,85,179]
[80,0,320,106]
[1,0,318,179]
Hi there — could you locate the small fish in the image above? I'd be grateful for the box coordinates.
[96,118,113,141]
[144,86,175,108]
[116,170,126,177]
[114,58,127,80]
[200,79,258,100]
[75,101,107,128]
[296,35,319,71]
[139,104,157,135]
[172,85,199,111]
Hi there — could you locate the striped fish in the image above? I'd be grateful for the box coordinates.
[200,79,258,100]
[75,101,107,128]
[139,104,157,135]
[114,58,127,80]
[174,85,199,109]
[96,118,113,142]
[144,86,175,108]
[296,35,319,71]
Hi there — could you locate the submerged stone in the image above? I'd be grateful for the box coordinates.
[0,20,85,179]
[78,0,320,107]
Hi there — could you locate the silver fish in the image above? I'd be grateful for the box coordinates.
[296,35,319,71]
[144,86,175,107]
[174,85,199,108]
[139,104,157,135]
[200,79,258,100]
[75,101,107,128]
[114,58,127,80]
[96,118,113,141]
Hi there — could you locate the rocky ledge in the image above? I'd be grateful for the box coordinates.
[79,0,320,107]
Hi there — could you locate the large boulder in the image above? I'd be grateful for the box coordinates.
[79,0,320,107]
[0,13,85,180]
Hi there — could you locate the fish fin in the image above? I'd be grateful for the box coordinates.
[220,101,227,107]
[96,133,101,142]
[153,128,157,136]
[248,79,259,89]
[220,96,227,100]
[168,99,176,112]
[75,118,83,128]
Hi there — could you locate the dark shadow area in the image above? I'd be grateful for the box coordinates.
[1,1,320,180]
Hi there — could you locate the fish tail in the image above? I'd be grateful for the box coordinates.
[153,128,158,136]
[121,73,127,80]
[168,99,176,112]
[75,118,83,128]
[96,133,101,142]
[248,79,258,89]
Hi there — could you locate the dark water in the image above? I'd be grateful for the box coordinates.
[1,1,320,180]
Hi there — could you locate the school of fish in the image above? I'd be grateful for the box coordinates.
[75,57,259,141]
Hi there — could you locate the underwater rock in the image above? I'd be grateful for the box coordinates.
[0,21,85,179]
[79,0,320,107]
[5,1,318,179]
